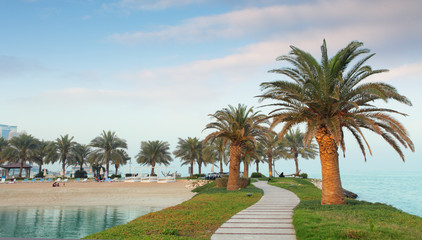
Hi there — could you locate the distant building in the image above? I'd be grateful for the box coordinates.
[0,124,17,140]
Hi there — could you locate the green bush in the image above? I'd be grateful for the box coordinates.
[216,177,250,189]
[110,174,121,179]
[250,172,265,178]
[300,173,308,179]
[34,172,44,178]
[74,169,87,178]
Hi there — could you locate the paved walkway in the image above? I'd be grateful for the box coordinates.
[211,181,300,240]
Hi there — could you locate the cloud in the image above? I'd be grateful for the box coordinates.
[103,0,204,11]
[0,56,47,79]
[109,0,422,44]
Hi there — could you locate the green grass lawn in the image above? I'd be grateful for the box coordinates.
[83,181,263,240]
[269,178,422,240]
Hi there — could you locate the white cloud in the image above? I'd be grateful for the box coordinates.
[109,0,422,44]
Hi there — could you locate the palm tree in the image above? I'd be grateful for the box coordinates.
[71,143,92,171]
[0,137,9,163]
[202,138,229,173]
[204,104,267,191]
[136,140,172,176]
[258,129,286,177]
[113,149,130,175]
[259,40,414,205]
[1,134,38,177]
[173,137,201,178]
[55,134,76,177]
[252,142,266,174]
[30,140,57,175]
[282,128,318,176]
[90,131,128,176]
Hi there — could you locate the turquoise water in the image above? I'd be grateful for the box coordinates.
[310,171,422,217]
[0,205,160,239]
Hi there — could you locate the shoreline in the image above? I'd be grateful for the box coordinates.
[0,180,196,208]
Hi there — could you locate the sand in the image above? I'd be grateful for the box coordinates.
[0,180,196,208]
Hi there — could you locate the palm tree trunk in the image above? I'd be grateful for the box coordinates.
[227,142,241,191]
[267,152,273,177]
[315,127,345,205]
[19,160,23,178]
[219,154,223,173]
[256,160,259,173]
[62,157,66,177]
[151,163,155,176]
[39,162,43,174]
[105,151,110,177]
[198,162,202,176]
[294,157,299,176]
[115,164,118,175]
[190,159,194,178]
[243,161,249,178]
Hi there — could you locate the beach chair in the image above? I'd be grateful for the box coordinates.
[23,178,29,183]
[75,178,80,182]
[39,178,45,183]
[0,178,5,184]
[46,178,52,183]
[62,179,68,183]
[105,178,112,182]
[82,178,88,183]
[31,179,37,183]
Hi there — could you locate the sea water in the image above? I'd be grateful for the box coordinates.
[310,171,422,217]
[0,205,161,239]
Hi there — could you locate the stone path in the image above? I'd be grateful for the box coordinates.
[211,181,300,240]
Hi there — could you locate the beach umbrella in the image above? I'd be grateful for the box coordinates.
[100,168,103,175]
[60,170,64,177]
[211,165,214,173]
[89,167,92,173]
[43,169,47,177]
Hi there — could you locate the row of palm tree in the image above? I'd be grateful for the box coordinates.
[204,40,414,205]
[0,131,129,178]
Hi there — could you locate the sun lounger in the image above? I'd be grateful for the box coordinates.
[82,178,88,183]
[0,178,5,184]
[23,178,29,183]
[62,179,68,183]
[46,178,52,183]
[31,179,37,183]
[75,178,80,182]
[39,178,45,183]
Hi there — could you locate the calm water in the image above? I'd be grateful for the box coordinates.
[0,205,160,239]
[310,171,422,217]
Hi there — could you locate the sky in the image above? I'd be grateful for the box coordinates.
[1,0,421,177]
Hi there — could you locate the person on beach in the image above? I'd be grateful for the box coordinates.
[52,182,59,187]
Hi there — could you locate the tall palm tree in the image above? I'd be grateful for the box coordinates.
[71,143,92,171]
[90,131,128,176]
[55,134,76,177]
[113,149,130,175]
[282,128,318,175]
[259,40,414,205]
[30,140,57,175]
[204,104,267,191]
[0,137,9,163]
[202,138,229,173]
[1,134,38,177]
[258,129,286,177]
[173,137,201,178]
[136,140,172,176]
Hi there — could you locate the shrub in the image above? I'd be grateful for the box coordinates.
[300,173,308,179]
[34,172,44,178]
[74,170,87,178]
[110,174,121,179]
[250,172,265,178]
[216,177,250,189]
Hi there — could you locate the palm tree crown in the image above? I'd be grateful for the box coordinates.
[90,130,127,176]
[204,104,267,190]
[259,40,414,204]
[173,137,201,178]
[136,140,172,176]
[55,134,76,176]
[1,134,38,177]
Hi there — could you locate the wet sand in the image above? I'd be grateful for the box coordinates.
[0,180,196,208]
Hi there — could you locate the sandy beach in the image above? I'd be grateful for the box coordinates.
[0,180,196,208]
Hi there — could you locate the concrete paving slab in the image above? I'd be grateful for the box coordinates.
[211,181,300,240]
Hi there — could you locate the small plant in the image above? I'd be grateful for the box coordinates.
[299,173,308,179]
[74,170,87,178]
[250,172,265,178]
[110,174,121,179]
[161,228,179,236]
[34,172,44,178]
